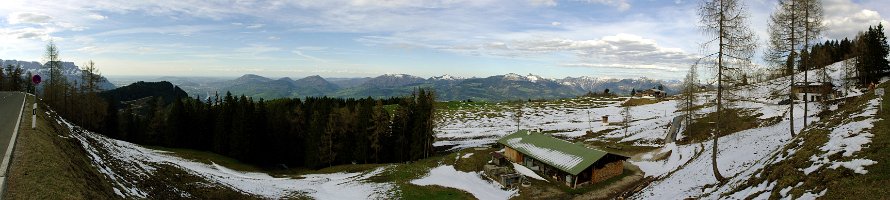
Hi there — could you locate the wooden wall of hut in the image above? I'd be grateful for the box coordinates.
[590,161,624,184]
[504,147,523,163]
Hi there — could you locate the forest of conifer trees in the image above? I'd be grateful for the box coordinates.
[101,89,437,169]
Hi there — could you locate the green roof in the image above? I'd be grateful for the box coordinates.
[497,130,624,175]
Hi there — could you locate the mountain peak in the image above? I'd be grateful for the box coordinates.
[296,75,330,83]
[431,74,463,81]
[503,73,523,81]
[234,74,272,83]
[526,74,543,83]
[380,74,421,79]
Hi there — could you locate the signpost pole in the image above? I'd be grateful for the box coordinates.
[876,88,884,113]
[31,75,41,129]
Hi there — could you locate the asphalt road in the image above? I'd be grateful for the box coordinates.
[0,92,25,165]
[665,115,684,143]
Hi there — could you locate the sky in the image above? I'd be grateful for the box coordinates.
[0,0,887,80]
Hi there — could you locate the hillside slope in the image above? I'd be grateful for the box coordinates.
[44,107,394,199]
[629,60,884,199]
[3,95,116,199]
[4,95,252,199]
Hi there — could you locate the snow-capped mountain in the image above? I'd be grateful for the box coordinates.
[132,72,682,102]
[1,59,116,90]
[557,76,681,94]
[360,74,427,88]
[500,73,552,83]
[430,74,464,81]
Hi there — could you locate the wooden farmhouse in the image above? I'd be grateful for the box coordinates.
[497,130,628,189]
[791,82,838,101]
[635,89,666,98]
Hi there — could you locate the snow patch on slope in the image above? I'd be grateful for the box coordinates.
[59,114,393,199]
[411,165,517,200]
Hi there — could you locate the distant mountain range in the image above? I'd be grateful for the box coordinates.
[0,59,116,90]
[133,73,681,102]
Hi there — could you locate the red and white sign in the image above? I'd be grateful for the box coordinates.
[32,74,41,85]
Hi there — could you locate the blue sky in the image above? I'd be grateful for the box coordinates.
[0,0,887,80]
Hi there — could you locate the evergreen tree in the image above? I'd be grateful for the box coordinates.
[368,100,389,163]
[854,24,890,85]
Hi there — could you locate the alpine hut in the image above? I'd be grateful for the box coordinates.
[498,130,628,188]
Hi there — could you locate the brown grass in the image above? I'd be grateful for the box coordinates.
[3,95,117,199]
[621,98,661,107]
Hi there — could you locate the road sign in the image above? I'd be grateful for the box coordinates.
[877,88,885,96]
[32,74,41,85]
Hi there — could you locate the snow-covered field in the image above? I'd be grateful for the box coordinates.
[435,97,681,150]
[58,115,394,199]
[433,60,883,199]
[410,165,518,200]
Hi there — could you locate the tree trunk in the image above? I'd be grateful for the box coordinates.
[713,0,726,182]
[789,0,797,138]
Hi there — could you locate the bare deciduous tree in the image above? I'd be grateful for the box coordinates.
[514,102,524,132]
[698,0,757,182]
[81,60,102,93]
[622,105,631,138]
[800,0,824,128]
[767,0,823,136]
[43,40,62,102]
[678,61,701,138]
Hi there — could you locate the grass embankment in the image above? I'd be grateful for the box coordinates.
[3,95,117,199]
[368,150,481,199]
[146,146,263,172]
[5,96,254,199]
[621,98,661,107]
[436,101,493,111]
[727,82,890,199]
[680,108,778,145]
[159,145,480,199]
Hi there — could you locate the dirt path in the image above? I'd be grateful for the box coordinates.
[571,165,645,200]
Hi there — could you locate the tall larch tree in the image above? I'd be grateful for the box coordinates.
[698,0,757,182]
[799,0,823,127]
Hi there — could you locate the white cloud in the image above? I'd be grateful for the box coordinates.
[562,63,682,72]
[512,34,696,66]
[531,0,630,10]
[0,27,52,40]
[293,50,327,62]
[530,0,557,6]
[7,12,52,24]
[0,0,699,79]
[92,25,225,37]
[87,13,108,20]
[236,44,281,54]
[581,0,631,11]
[822,0,889,40]
[246,24,265,29]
